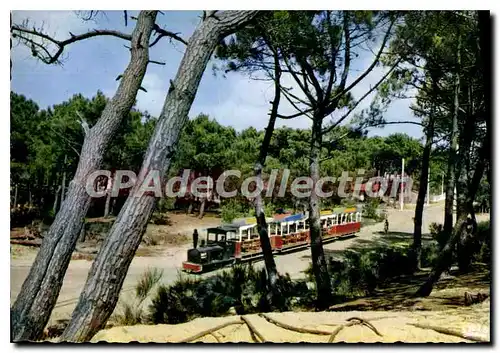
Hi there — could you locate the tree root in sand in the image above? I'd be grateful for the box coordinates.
[258,313,332,335]
[409,323,489,343]
[177,316,267,343]
[328,317,383,343]
[241,316,266,342]
[177,318,244,343]
[176,314,488,343]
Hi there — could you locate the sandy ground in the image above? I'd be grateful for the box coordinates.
[92,298,490,343]
[10,202,490,326]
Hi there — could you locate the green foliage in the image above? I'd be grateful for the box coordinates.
[220,198,250,223]
[10,90,155,223]
[429,222,448,250]
[362,198,381,220]
[149,212,171,226]
[114,268,163,326]
[306,244,418,302]
[471,221,491,264]
[136,268,164,301]
[421,242,439,268]
[149,265,307,325]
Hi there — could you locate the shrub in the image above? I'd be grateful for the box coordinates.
[220,198,249,223]
[421,242,439,268]
[114,268,163,326]
[149,264,305,325]
[362,198,383,221]
[306,244,418,302]
[157,198,175,213]
[149,212,171,225]
[472,221,491,264]
[429,222,448,249]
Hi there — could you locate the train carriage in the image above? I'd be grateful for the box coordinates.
[182,207,362,273]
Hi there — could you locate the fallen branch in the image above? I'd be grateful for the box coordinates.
[177,319,243,343]
[11,240,41,247]
[328,317,382,343]
[242,316,266,343]
[409,323,489,343]
[259,313,331,335]
[11,234,36,240]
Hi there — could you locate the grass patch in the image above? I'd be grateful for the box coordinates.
[113,268,164,326]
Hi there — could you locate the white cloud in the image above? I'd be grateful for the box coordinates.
[11,11,90,64]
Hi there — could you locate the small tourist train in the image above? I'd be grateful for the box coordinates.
[182,207,362,273]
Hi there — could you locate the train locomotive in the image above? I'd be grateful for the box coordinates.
[182,207,362,273]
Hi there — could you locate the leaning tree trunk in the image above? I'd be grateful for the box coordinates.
[60,11,260,342]
[10,11,158,342]
[416,136,488,297]
[308,114,333,310]
[254,48,281,303]
[412,113,434,269]
[443,37,461,237]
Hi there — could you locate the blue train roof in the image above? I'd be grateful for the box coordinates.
[274,213,305,223]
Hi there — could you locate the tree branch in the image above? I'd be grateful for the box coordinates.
[323,59,401,134]
[12,24,132,64]
[329,18,395,107]
[150,24,187,47]
[283,55,317,105]
[329,10,351,104]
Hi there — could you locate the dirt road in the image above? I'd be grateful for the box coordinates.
[10,202,489,324]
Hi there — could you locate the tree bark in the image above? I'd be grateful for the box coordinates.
[104,191,111,218]
[60,11,260,342]
[10,11,158,342]
[53,185,61,214]
[412,112,434,269]
[309,113,333,309]
[254,47,281,303]
[416,136,488,297]
[14,183,18,208]
[443,37,461,237]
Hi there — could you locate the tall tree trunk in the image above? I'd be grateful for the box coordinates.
[53,185,61,214]
[103,173,113,218]
[104,191,111,218]
[478,11,491,211]
[10,11,158,342]
[13,183,18,208]
[416,136,488,297]
[60,11,260,342]
[254,47,281,303]
[412,112,435,269]
[443,37,461,236]
[309,114,332,310]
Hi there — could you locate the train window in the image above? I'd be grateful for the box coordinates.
[289,223,297,234]
[207,232,218,242]
[226,232,239,241]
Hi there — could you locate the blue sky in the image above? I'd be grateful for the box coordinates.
[11,10,423,139]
